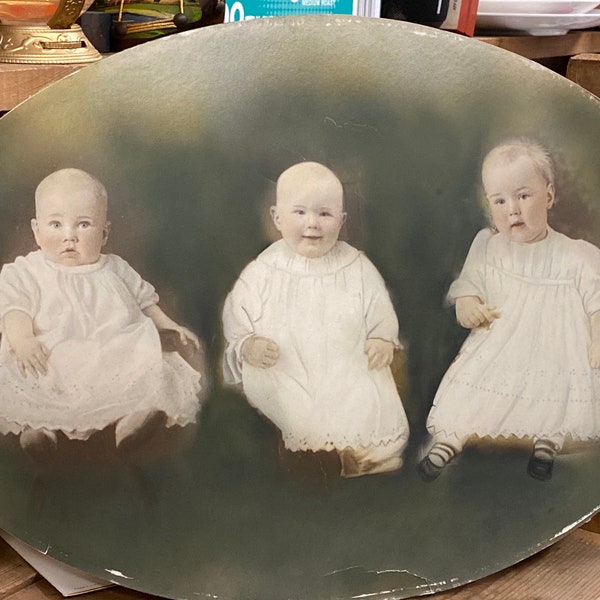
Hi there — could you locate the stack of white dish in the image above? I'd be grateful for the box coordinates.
[477,0,600,35]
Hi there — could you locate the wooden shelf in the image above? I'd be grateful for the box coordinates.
[477,29,600,60]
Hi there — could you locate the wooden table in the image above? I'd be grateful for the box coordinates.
[0,63,86,112]
[0,525,599,600]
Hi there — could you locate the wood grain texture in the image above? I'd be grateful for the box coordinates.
[566,53,600,97]
[0,63,84,111]
[434,529,600,599]
[582,511,600,534]
[478,30,600,60]
[0,541,39,599]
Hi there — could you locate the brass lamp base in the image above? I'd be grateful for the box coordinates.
[0,23,101,64]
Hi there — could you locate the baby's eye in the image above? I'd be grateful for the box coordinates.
[519,193,531,201]
[319,211,332,217]
[79,221,91,229]
[294,209,305,215]
[48,221,61,229]
[493,198,505,205]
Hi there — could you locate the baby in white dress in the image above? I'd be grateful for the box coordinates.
[419,139,600,482]
[0,168,202,458]
[222,161,409,478]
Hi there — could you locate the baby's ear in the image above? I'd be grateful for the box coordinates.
[341,212,348,225]
[30,219,40,244]
[102,221,111,246]
[546,183,556,209]
[270,206,281,230]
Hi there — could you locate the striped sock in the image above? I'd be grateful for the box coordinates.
[427,442,458,468]
[533,439,559,461]
[527,439,558,481]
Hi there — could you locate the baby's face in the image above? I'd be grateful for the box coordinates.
[483,154,554,244]
[271,177,346,259]
[32,187,110,266]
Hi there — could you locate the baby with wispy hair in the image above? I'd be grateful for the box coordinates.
[420,139,600,482]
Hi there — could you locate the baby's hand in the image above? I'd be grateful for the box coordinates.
[170,325,200,350]
[364,338,394,370]
[11,336,48,378]
[242,336,279,369]
[455,296,500,330]
[589,342,600,369]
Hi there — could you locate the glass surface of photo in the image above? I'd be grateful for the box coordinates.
[0,15,599,600]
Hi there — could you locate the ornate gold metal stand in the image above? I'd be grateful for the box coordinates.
[0,0,101,63]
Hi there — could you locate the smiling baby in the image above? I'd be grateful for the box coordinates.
[222,161,409,478]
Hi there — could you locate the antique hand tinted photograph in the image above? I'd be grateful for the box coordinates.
[0,15,599,600]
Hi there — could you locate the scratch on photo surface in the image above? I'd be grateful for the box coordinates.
[548,504,600,543]
[412,28,439,38]
[324,117,379,133]
[325,565,439,596]
[325,565,361,576]
[325,566,431,579]
[105,569,133,579]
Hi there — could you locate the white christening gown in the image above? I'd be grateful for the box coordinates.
[427,228,600,444]
[222,240,409,453]
[0,251,202,439]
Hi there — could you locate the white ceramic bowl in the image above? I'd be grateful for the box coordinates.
[478,0,599,14]
[477,9,600,34]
